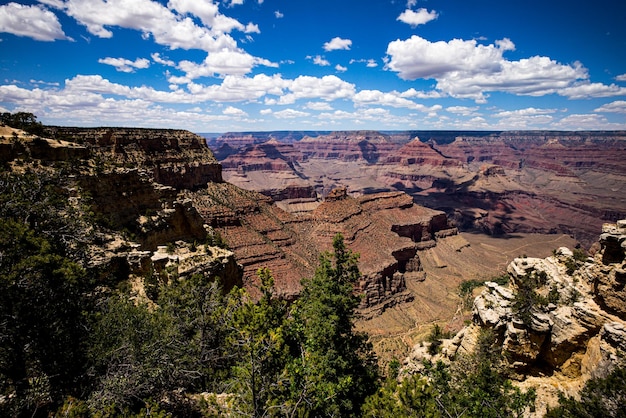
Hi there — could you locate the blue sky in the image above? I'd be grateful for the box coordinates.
[1,0,625,132]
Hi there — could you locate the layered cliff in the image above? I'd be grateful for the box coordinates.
[2,125,459,314]
[213,130,626,247]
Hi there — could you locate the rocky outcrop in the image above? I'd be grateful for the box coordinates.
[0,127,89,162]
[404,220,626,415]
[299,190,457,315]
[592,220,626,319]
[50,127,223,189]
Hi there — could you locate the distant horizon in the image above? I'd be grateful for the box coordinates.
[1,0,625,131]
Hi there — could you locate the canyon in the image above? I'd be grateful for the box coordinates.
[3,125,624,396]
[209,130,626,248]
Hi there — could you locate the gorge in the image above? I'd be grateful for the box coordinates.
[2,122,625,416]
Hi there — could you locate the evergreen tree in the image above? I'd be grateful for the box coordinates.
[0,172,91,416]
[227,268,291,417]
[286,234,378,417]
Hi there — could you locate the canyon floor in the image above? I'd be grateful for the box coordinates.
[358,231,578,368]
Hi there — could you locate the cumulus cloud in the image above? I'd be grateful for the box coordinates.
[41,0,252,56]
[493,107,557,117]
[594,100,626,113]
[385,35,595,102]
[386,35,515,80]
[559,82,626,99]
[400,88,445,99]
[176,50,276,79]
[397,8,438,27]
[98,57,150,72]
[353,89,441,112]
[446,106,479,116]
[222,105,247,116]
[305,102,333,111]
[273,109,310,119]
[350,58,378,68]
[335,64,347,72]
[276,75,356,105]
[309,55,330,66]
[151,53,176,67]
[274,10,283,18]
[0,2,70,41]
[553,113,612,130]
[323,37,352,51]
[616,74,626,81]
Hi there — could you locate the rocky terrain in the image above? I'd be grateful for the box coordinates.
[402,219,626,416]
[1,126,458,314]
[210,130,626,248]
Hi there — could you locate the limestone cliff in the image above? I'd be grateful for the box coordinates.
[1,126,243,295]
[403,220,626,416]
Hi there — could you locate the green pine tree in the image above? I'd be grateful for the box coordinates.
[286,234,378,417]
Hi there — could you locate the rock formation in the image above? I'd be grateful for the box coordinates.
[2,126,460,314]
[403,220,626,416]
[212,130,626,247]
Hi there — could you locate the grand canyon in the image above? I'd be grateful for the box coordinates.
[2,122,626,416]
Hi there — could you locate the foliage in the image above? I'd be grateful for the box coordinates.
[0,172,92,416]
[545,364,626,418]
[564,248,588,275]
[0,111,44,136]
[512,270,549,327]
[227,268,291,417]
[87,274,231,415]
[426,324,447,355]
[285,234,379,417]
[459,274,509,309]
[362,329,536,418]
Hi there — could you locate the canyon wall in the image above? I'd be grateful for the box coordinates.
[211,130,626,247]
[1,127,458,314]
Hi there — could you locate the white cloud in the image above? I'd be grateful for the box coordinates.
[43,0,250,55]
[446,106,479,116]
[274,10,283,18]
[273,109,310,119]
[223,105,247,116]
[98,57,150,72]
[559,82,626,99]
[335,64,347,72]
[386,35,515,80]
[493,107,557,117]
[151,52,176,67]
[309,55,330,66]
[305,101,333,111]
[245,22,260,33]
[177,50,269,78]
[397,8,438,27]
[0,2,70,41]
[386,35,594,102]
[553,113,613,130]
[594,100,626,113]
[400,88,445,99]
[350,58,378,68]
[323,37,352,51]
[616,74,626,82]
[353,89,441,112]
[277,75,356,104]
